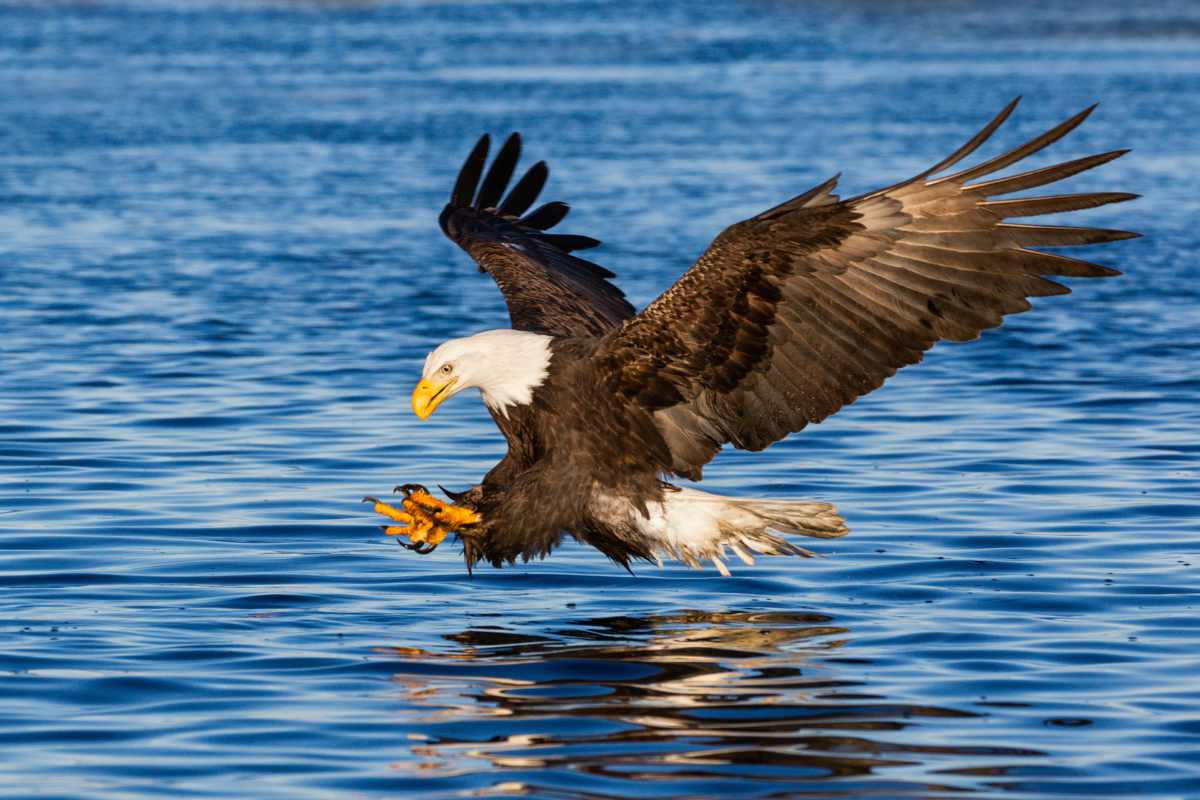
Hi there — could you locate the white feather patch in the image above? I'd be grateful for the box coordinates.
[590,486,847,575]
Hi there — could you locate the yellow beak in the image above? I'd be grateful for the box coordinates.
[411,376,456,420]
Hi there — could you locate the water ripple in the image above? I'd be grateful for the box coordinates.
[1,0,1198,798]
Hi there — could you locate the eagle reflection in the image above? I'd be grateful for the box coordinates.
[381,611,1041,795]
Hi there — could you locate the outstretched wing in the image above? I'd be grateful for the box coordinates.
[597,99,1139,480]
[438,133,635,338]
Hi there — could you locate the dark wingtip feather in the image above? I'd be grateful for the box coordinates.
[521,201,570,231]
[476,133,522,210]
[541,233,602,251]
[589,261,619,279]
[450,134,490,208]
[498,160,549,217]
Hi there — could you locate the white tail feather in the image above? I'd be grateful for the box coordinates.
[729,498,849,539]
[593,487,848,575]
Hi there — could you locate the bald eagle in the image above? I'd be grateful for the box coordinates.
[366,99,1137,575]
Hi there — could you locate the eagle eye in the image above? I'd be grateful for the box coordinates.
[440,364,453,375]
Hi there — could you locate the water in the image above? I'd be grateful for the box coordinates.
[1,1,1197,797]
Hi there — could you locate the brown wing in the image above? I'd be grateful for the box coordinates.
[596,99,1139,480]
[439,133,635,338]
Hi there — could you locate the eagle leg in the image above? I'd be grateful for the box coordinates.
[362,487,481,554]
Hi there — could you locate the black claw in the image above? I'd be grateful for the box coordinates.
[363,496,380,505]
[393,483,429,497]
[395,538,438,555]
[438,484,467,503]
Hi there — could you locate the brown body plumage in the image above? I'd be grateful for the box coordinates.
[399,99,1137,573]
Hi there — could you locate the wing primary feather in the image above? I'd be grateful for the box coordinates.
[498,161,549,217]
[476,133,521,210]
[982,192,1139,218]
[852,97,1020,202]
[966,149,1130,196]
[1013,248,1122,278]
[568,255,618,279]
[932,104,1098,186]
[996,223,1141,247]
[890,241,1107,277]
[521,201,570,230]
[540,233,602,251]
[451,134,490,207]
[920,96,1021,177]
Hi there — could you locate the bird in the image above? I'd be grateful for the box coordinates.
[365,98,1138,575]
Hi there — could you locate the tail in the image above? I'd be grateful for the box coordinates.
[730,498,849,540]
[616,487,849,576]
[704,498,847,574]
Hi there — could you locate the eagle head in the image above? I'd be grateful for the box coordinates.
[412,329,553,420]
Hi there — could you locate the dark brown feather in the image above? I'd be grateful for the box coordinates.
[450,134,489,208]
[476,133,521,210]
[498,160,548,217]
[521,201,570,231]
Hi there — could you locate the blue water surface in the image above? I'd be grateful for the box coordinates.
[0,1,1197,798]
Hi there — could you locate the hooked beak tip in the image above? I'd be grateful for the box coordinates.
[412,377,453,420]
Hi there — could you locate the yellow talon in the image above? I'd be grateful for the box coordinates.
[402,489,481,528]
[369,498,411,523]
[365,488,480,552]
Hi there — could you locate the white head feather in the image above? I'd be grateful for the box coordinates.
[421,329,553,416]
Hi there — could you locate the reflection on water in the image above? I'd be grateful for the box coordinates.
[384,612,1042,796]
